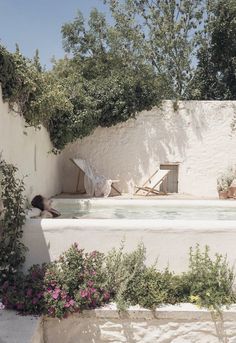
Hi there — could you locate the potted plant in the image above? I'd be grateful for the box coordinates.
[217,174,229,199]
[217,167,236,199]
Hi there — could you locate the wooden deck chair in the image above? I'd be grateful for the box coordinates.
[135,169,170,196]
[70,158,121,195]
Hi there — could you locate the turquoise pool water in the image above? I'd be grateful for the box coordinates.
[54,202,236,221]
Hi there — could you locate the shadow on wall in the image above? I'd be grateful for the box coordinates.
[42,316,231,343]
[61,101,208,193]
[22,219,51,271]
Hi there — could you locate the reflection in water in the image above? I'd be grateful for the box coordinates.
[56,205,236,221]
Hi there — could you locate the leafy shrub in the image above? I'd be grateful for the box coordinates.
[1,242,235,318]
[2,265,46,314]
[43,243,110,318]
[105,242,146,310]
[187,245,235,310]
[0,159,27,289]
[126,267,190,309]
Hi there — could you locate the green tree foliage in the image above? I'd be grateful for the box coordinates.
[190,0,236,99]
[104,0,205,98]
[1,1,235,151]
[47,8,165,150]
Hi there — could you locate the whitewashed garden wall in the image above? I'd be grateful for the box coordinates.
[0,87,62,199]
[62,100,236,197]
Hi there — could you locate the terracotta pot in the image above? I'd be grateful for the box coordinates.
[228,187,236,198]
[218,190,228,199]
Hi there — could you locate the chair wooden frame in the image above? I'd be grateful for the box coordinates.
[135,169,169,196]
[70,158,122,195]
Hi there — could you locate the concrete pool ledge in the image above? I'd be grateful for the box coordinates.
[53,198,236,208]
[25,218,236,232]
[22,198,236,273]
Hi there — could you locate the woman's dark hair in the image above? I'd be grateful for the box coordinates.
[31,195,44,211]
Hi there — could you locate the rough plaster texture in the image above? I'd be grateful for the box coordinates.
[22,207,236,273]
[40,304,236,343]
[3,305,236,343]
[0,87,62,199]
[62,101,236,197]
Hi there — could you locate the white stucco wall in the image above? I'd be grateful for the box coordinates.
[41,304,236,343]
[22,215,236,274]
[0,87,62,200]
[62,101,236,197]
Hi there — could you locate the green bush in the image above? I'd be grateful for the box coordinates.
[105,242,146,310]
[43,243,110,318]
[104,243,236,311]
[0,159,27,289]
[1,242,236,318]
[126,267,190,309]
[2,265,46,315]
[187,245,235,310]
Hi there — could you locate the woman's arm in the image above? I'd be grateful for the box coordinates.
[40,210,53,218]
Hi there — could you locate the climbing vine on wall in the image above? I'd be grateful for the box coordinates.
[0,159,27,291]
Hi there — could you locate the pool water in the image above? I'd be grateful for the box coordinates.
[54,201,236,221]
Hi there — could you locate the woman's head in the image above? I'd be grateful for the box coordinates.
[31,195,52,211]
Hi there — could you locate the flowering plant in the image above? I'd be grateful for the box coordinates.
[43,243,111,318]
[1,265,46,315]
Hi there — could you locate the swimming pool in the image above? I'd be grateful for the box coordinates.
[23,199,236,274]
[53,199,236,221]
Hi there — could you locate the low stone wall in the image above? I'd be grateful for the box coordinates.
[35,304,236,343]
[2,304,236,342]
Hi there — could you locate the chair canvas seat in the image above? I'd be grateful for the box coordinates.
[135,169,170,196]
[71,158,121,196]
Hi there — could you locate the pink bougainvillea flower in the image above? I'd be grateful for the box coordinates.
[80,290,88,298]
[87,281,94,287]
[26,288,33,297]
[64,299,75,308]
[37,292,43,299]
[103,292,110,301]
[32,298,38,305]
[48,307,55,316]
[61,291,67,300]
[31,272,38,280]
[52,288,61,300]
[69,299,75,306]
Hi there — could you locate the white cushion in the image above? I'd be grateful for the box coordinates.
[26,207,41,219]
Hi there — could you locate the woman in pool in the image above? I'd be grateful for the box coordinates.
[31,195,61,218]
